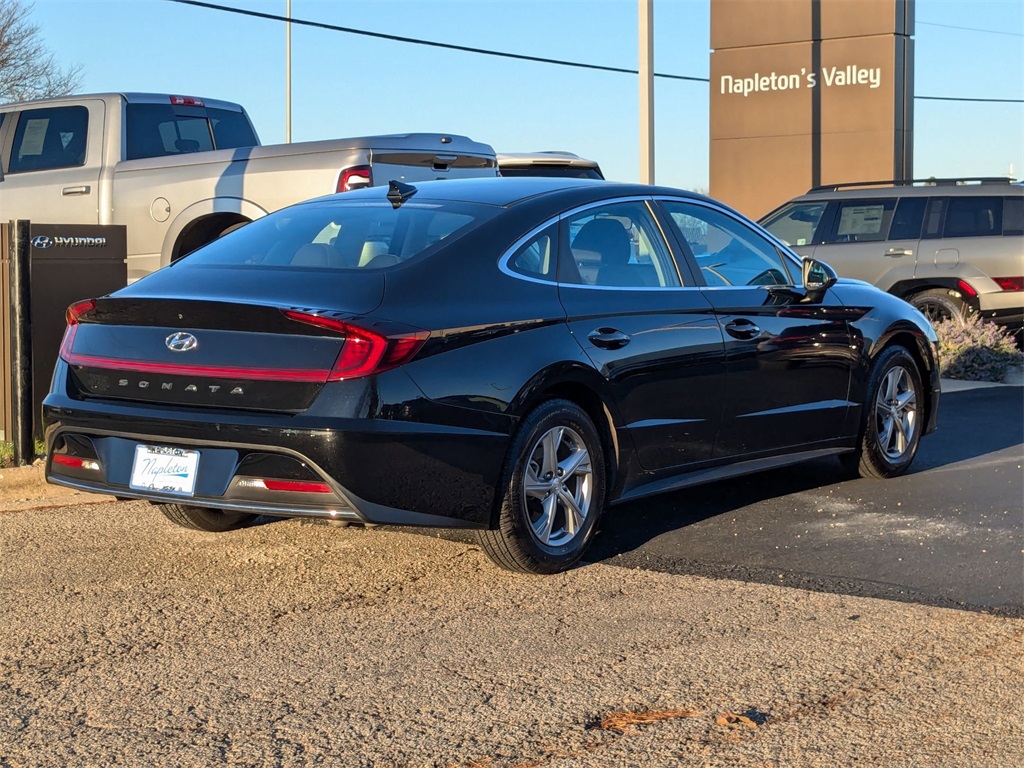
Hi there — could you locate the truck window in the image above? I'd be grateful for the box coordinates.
[8,106,89,173]
[888,197,927,240]
[125,103,258,161]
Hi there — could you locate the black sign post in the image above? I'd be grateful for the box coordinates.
[9,220,33,465]
[27,224,128,440]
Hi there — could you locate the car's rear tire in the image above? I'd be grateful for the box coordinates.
[159,503,255,532]
[477,399,606,574]
[908,289,968,325]
[842,345,924,479]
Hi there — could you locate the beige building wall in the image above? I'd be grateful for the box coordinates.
[710,0,914,218]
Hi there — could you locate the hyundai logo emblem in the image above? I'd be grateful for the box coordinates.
[165,331,198,352]
[31,235,53,249]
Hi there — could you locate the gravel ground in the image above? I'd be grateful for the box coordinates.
[1,487,1021,768]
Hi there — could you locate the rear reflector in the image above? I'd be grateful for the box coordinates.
[237,478,333,494]
[994,277,1024,292]
[52,454,100,471]
[956,280,978,298]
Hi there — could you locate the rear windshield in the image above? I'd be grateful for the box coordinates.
[125,103,258,160]
[180,200,497,270]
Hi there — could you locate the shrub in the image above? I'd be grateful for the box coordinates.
[933,314,1023,382]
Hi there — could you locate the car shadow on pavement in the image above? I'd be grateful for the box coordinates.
[587,386,1023,565]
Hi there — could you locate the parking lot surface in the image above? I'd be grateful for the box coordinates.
[1,379,1021,767]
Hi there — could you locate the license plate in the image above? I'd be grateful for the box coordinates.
[129,445,199,496]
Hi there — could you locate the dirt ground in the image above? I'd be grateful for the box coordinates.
[0,461,116,513]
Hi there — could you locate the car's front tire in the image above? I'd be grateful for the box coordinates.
[843,345,924,479]
[477,399,606,574]
[159,503,256,532]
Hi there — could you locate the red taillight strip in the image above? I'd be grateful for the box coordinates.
[994,277,1024,292]
[60,350,333,382]
[52,454,100,470]
[282,309,429,381]
[956,280,978,298]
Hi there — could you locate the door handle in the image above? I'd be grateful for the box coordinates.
[885,248,913,257]
[62,185,91,196]
[724,319,761,340]
[587,328,631,350]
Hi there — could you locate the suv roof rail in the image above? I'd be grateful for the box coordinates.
[808,177,1015,192]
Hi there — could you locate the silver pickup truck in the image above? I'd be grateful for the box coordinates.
[0,92,497,280]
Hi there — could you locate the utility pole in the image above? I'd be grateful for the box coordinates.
[639,0,655,184]
[285,0,292,143]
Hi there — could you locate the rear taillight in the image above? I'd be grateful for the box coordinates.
[337,166,372,193]
[169,95,204,107]
[281,310,429,380]
[60,299,97,360]
[994,277,1024,292]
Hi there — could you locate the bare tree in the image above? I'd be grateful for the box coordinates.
[0,0,82,104]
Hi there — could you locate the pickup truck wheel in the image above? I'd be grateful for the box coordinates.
[476,399,605,574]
[908,289,967,325]
[159,503,255,532]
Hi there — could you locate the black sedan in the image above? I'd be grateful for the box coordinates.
[44,178,940,573]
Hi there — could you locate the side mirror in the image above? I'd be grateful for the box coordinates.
[801,256,837,299]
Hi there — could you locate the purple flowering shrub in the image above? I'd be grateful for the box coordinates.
[933,314,1022,382]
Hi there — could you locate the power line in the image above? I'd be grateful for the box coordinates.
[916,95,1024,103]
[918,20,1023,38]
[163,0,710,83]
[163,0,1023,103]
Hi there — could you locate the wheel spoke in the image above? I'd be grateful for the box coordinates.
[541,428,563,477]
[877,415,894,453]
[559,447,591,479]
[523,463,549,499]
[896,390,916,413]
[534,493,558,544]
[558,487,584,536]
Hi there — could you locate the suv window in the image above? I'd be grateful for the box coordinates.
[760,201,827,246]
[943,196,1003,238]
[1004,196,1024,236]
[829,199,896,243]
[888,197,928,240]
[8,106,89,173]
[563,202,680,288]
[125,103,258,160]
[662,200,794,287]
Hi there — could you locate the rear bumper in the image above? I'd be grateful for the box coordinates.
[43,391,510,529]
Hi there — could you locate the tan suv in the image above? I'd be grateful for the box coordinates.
[760,178,1023,333]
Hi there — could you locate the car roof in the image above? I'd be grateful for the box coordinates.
[791,178,1022,202]
[310,177,703,209]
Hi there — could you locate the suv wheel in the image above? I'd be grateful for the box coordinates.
[909,289,969,325]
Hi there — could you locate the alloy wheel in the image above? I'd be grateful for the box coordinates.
[521,426,593,548]
[873,365,918,461]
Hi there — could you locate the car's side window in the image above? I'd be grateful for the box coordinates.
[943,196,1003,238]
[661,200,794,287]
[7,106,89,173]
[508,224,557,280]
[760,201,827,246]
[826,198,897,243]
[888,197,928,240]
[562,201,681,288]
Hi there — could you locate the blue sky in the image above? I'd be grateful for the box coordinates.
[27,0,1024,190]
